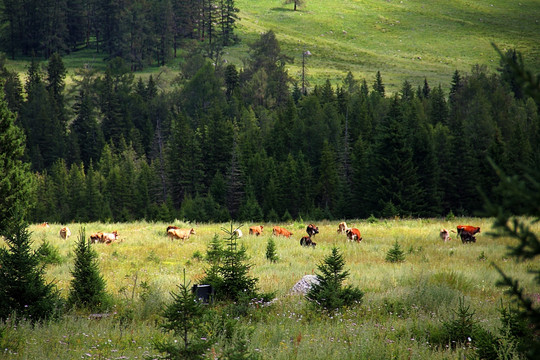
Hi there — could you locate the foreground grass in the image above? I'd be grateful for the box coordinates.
[1,218,537,359]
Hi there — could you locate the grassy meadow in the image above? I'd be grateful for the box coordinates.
[3,0,540,94]
[2,218,538,359]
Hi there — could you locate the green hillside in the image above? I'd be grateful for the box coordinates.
[228,0,540,92]
[2,0,539,93]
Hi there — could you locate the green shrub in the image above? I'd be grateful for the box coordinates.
[306,247,363,311]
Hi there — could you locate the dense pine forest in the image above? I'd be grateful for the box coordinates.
[0,0,538,223]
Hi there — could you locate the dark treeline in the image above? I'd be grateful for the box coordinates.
[0,0,239,69]
[0,31,538,223]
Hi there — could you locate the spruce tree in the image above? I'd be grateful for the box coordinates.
[201,224,259,302]
[154,270,207,360]
[0,85,34,234]
[306,247,363,311]
[68,228,109,311]
[265,238,279,263]
[385,241,405,263]
[0,212,62,322]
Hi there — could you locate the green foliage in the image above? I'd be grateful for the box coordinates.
[306,247,363,311]
[385,241,405,263]
[265,238,279,263]
[482,46,540,360]
[441,297,476,346]
[67,228,109,311]
[0,85,34,233]
[0,215,62,322]
[154,270,208,360]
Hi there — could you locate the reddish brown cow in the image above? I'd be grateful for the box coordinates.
[457,225,480,243]
[346,228,362,242]
[272,226,293,238]
[38,222,50,228]
[249,225,264,236]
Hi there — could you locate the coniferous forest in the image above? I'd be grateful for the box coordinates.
[0,2,538,224]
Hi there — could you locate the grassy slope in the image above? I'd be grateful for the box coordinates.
[229,0,540,92]
[7,218,537,359]
[3,0,539,94]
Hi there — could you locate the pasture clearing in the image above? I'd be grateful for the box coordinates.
[1,218,537,359]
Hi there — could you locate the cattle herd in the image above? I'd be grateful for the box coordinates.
[45,222,481,246]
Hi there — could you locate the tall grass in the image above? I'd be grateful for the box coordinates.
[1,218,536,358]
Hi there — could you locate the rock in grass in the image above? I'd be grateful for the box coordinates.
[290,275,319,295]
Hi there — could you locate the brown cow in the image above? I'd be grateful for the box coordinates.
[440,228,451,242]
[38,222,50,228]
[90,232,103,243]
[249,225,264,236]
[101,231,119,244]
[337,221,350,234]
[168,228,195,240]
[346,228,362,242]
[59,227,71,240]
[272,226,293,238]
[306,224,319,237]
[457,225,480,243]
[166,225,180,234]
[90,231,119,244]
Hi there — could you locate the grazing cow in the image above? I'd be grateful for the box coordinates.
[90,232,103,243]
[59,227,71,240]
[306,224,319,237]
[90,231,119,244]
[457,225,480,243]
[166,225,180,234]
[168,228,195,240]
[300,236,316,247]
[337,222,350,234]
[440,228,451,242]
[233,229,243,238]
[346,228,362,242]
[272,226,293,238]
[38,222,50,228]
[101,231,119,244]
[249,225,264,236]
